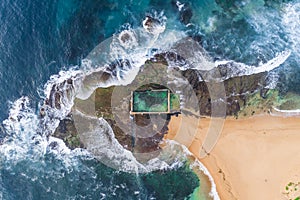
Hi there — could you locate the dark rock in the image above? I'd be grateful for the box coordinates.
[39,107,46,118]
[53,116,85,150]
[54,92,61,109]
[120,32,130,43]
[192,34,203,44]
[48,141,58,150]
[181,68,268,116]
[51,47,273,153]
[46,77,75,110]
[260,88,269,99]
[171,0,193,25]
[108,59,132,76]
[105,118,133,151]
[143,16,162,34]
[134,114,170,154]
[180,6,193,25]
[94,84,171,155]
[67,78,73,84]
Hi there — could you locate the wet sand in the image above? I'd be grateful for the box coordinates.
[166,114,300,200]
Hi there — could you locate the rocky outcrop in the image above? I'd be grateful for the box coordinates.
[53,115,84,150]
[181,68,267,116]
[52,50,273,152]
[53,84,171,158]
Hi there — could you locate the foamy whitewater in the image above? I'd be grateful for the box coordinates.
[1,3,299,199]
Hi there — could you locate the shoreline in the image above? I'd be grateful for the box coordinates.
[166,114,300,199]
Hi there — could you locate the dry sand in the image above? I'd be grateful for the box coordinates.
[166,114,300,200]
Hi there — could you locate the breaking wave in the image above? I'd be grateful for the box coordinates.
[0,10,293,200]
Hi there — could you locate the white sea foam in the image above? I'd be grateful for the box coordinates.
[205,16,217,33]
[75,24,185,100]
[42,29,151,134]
[214,50,291,82]
[72,109,149,173]
[270,107,300,117]
[71,109,189,174]
[0,95,93,170]
[118,29,139,49]
[282,2,300,55]
[1,97,47,163]
[176,1,185,12]
[47,136,71,155]
[253,50,291,74]
[3,22,287,172]
[164,140,220,200]
[8,16,186,175]
[142,11,166,35]
[1,10,294,198]
[3,96,32,133]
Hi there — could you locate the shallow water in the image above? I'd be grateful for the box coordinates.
[0,0,299,199]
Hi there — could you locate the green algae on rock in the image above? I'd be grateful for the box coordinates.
[52,51,283,151]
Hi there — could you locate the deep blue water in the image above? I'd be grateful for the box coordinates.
[0,0,300,199]
[1,0,299,122]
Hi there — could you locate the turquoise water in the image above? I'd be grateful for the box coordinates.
[133,90,168,112]
[1,155,199,199]
[0,0,300,199]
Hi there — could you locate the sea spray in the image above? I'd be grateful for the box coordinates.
[1,97,47,162]
[0,1,299,199]
[34,15,193,174]
[0,9,294,199]
[282,2,300,55]
[34,21,290,175]
[214,51,291,78]
[271,107,300,117]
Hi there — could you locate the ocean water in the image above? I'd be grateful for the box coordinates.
[0,0,299,199]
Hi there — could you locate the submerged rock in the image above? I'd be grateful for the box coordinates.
[171,0,193,25]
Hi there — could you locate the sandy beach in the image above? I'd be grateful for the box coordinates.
[166,114,300,200]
